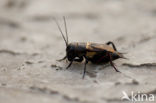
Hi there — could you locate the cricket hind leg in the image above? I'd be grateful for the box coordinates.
[109,53,120,72]
[106,41,117,51]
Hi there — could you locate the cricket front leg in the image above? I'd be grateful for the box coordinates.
[57,55,67,61]
[66,60,73,69]
[66,57,83,69]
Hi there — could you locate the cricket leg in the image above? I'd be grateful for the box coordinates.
[106,41,117,51]
[57,56,67,61]
[82,57,88,79]
[74,57,83,62]
[66,57,83,69]
[109,53,120,72]
[66,60,73,69]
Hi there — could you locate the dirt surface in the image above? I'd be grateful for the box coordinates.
[0,0,156,103]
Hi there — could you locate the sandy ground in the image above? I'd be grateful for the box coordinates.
[0,0,156,103]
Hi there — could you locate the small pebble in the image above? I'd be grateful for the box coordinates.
[25,61,33,64]
[51,64,57,68]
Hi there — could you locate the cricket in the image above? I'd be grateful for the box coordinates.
[54,17,126,79]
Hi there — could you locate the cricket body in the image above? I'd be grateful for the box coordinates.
[54,17,125,79]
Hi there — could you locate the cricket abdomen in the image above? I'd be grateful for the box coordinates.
[87,51,110,64]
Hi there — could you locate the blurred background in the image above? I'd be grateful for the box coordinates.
[0,0,156,103]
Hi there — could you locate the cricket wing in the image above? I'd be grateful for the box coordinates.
[86,43,115,52]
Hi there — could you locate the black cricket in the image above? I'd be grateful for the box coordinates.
[54,17,125,79]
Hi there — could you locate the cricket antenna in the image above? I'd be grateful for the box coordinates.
[53,17,68,47]
[63,16,68,44]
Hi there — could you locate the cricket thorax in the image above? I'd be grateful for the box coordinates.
[66,42,86,60]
